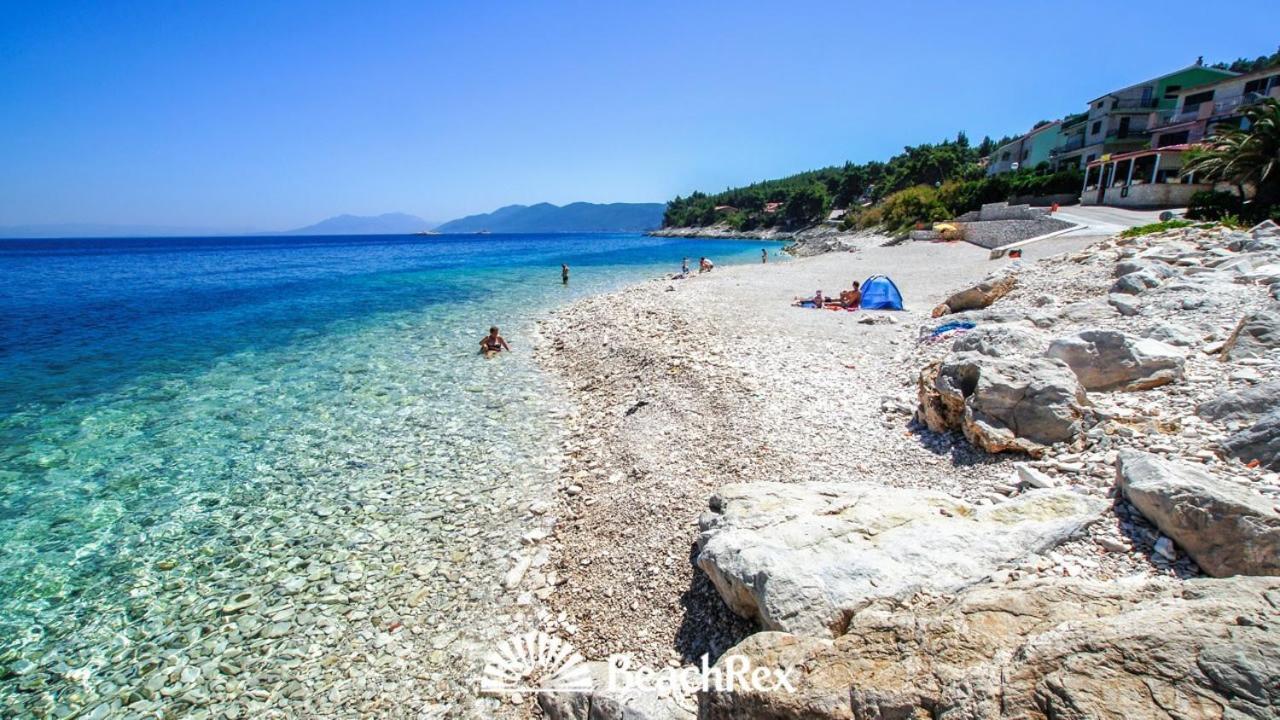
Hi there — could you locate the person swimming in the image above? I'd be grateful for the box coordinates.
[480,326,511,356]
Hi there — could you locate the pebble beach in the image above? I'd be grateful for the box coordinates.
[528,222,1280,678]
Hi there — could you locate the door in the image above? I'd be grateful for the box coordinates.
[1097,165,1110,204]
[1118,116,1131,138]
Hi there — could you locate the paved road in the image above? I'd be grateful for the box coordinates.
[1054,205,1179,235]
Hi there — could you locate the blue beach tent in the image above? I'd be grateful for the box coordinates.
[860,275,904,310]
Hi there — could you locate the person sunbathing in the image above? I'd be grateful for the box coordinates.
[839,281,862,309]
[792,290,825,308]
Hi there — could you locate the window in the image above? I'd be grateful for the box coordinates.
[1001,151,1011,161]
[1157,130,1190,148]
[1183,90,1214,110]
[1244,75,1279,95]
[1022,149,1030,160]
[1095,101,1104,109]
[1163,84,1182,99]
[1140,86,1154,106]
[1091,121,1102,135]
[1118,116,1131,138]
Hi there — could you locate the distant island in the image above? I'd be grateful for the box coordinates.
[282,213,437,235]
[433,202,664,234]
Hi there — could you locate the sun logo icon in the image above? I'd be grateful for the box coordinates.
[480,631,593,694]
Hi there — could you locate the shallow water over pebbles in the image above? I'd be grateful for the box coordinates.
[0,233,768,717]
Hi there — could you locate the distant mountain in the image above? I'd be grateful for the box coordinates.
[282,213,437,235]
[434,202,664,234]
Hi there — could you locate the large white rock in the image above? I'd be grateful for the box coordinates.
[694,482,1107,637]
[1046,329,1184,391]
[1117,450,1280,576]
[700,576,1280,720]
[917,353,1092,457]
[950,324,1045,357]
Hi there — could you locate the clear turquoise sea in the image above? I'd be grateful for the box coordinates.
[0,232,771,715]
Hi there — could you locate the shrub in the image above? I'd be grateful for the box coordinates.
[1119,220,1192,238]
[1186,190,1242,220]
[938,180,983,217]
[855,206,883,230]
[879,186,949,234]
[1005,168,1083,198]
[1219,213,1245,229]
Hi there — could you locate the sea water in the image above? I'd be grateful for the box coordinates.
[0,233,771,716]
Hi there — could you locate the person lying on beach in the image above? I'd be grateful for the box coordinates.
[839,281,862,309]
[792,290,825,308]
[480,326,510,356]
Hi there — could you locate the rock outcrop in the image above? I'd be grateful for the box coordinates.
[1222,410,1280,471]
[931,272,1017,317]
[1198,381,1280,425]
[700,576,1280,720]
[1222,307,1280,360]
[1045,329,1185,391]
[1116,450,1280,576]
[950,324,1044,357]
[694,482,1106,637]
[917,353,1092,457]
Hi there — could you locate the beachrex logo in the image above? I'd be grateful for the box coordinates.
[480,631,796,696]
[480,631,593,694]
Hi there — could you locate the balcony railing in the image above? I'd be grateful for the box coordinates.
[1210,93,1267,117]
[1111,97,1159,110]
[1049,136,1086,156]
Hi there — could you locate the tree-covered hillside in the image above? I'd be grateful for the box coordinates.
[663,133,1009,230]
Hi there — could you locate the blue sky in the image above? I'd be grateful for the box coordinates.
[2,1,1277,231]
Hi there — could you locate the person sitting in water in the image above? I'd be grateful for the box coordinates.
[839,280,862,309]
[480,326,511,356]
[699,257,714,273]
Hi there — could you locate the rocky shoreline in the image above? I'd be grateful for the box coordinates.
[650,224,878,257]
[531,221,1280,718]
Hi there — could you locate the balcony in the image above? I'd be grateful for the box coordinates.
[1049,136,1086,156]
[1111,97,1159,110]
[1209,93,1267,117]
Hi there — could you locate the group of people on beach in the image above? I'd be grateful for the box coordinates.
[794,280,861,310]
[481,261,575,356]
[679,257,715,276]
[482,251,770,356]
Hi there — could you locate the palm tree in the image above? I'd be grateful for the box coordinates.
[1183,98,1280,207]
